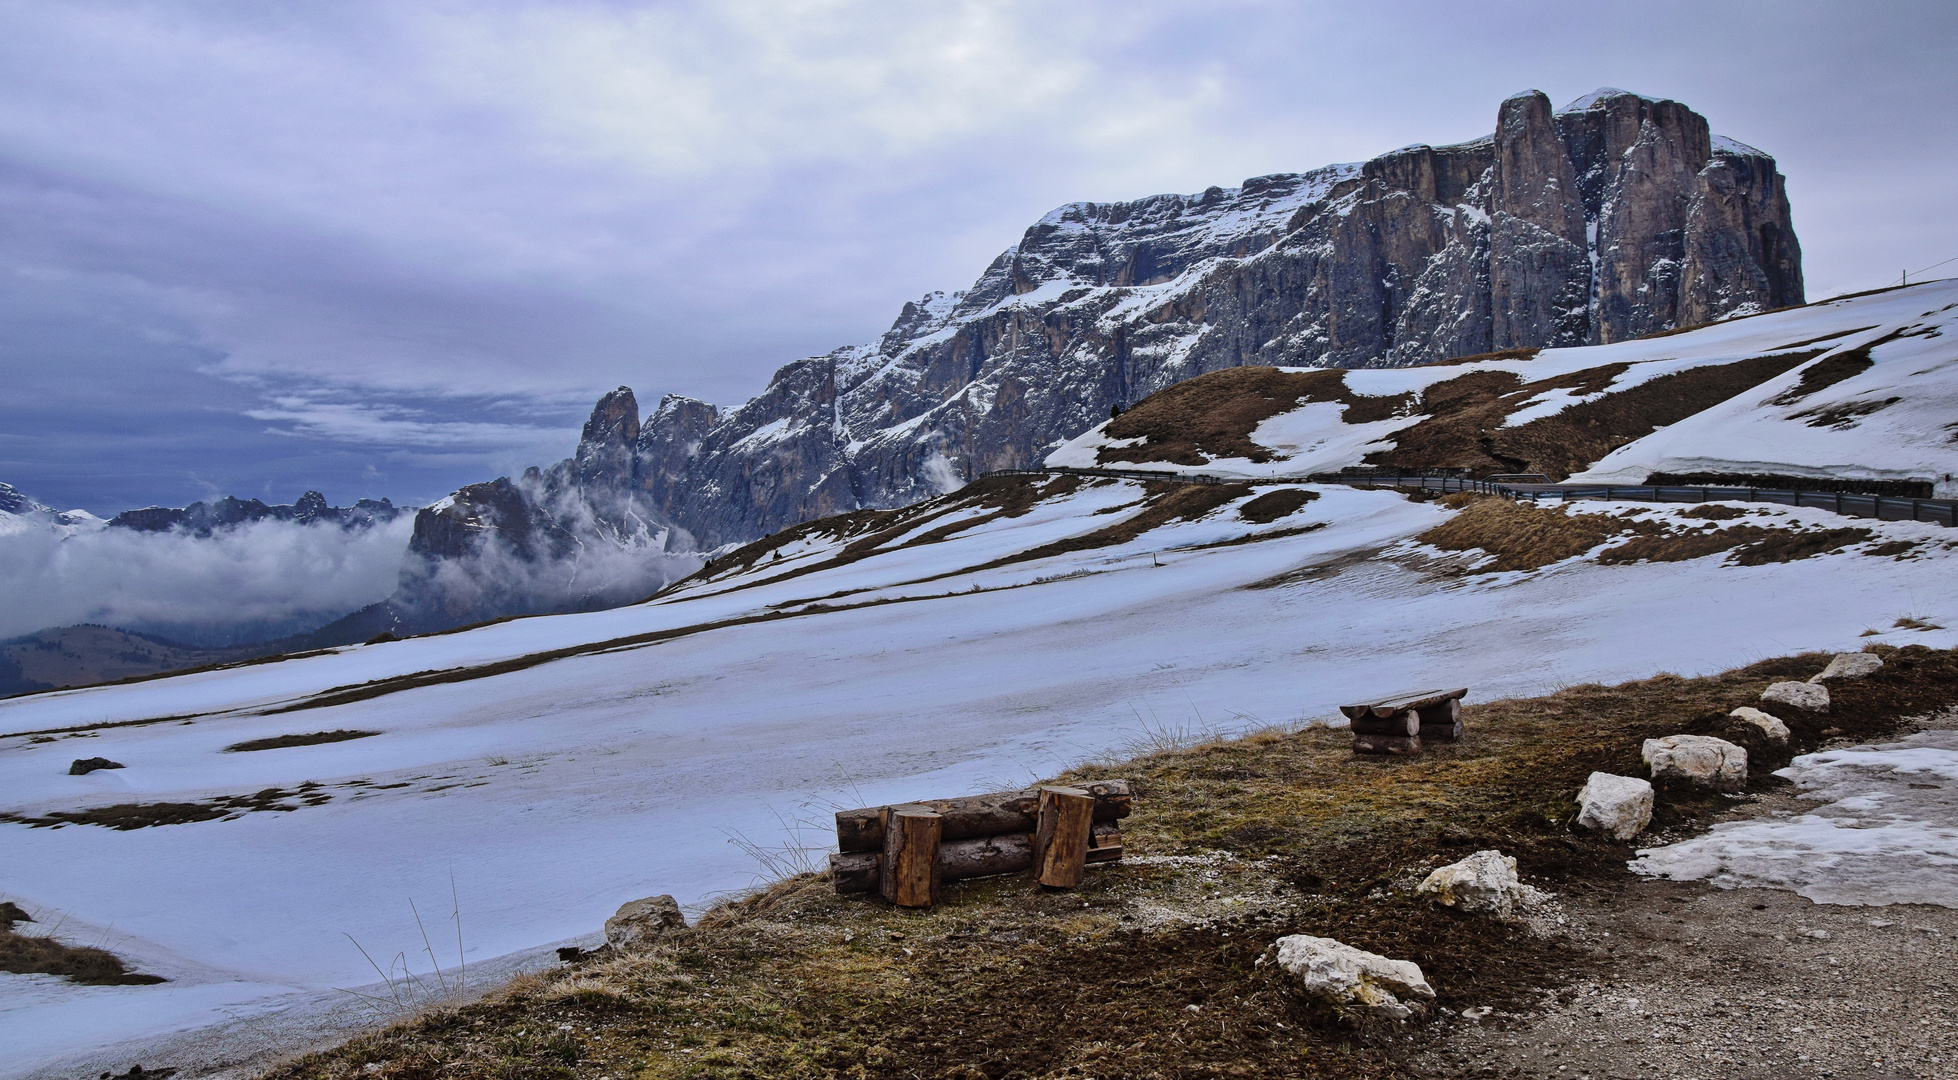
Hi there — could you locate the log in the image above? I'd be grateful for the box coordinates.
[880,808,942,907]
[835,779,1132,853]
[829,851,881,893]
[1352,732,1423,756]
[831,825,1122,894]
[1034,786,1095,888]
[1348,711,1418,737]
[1339,687,1468,721]
[1417,697,1464,741]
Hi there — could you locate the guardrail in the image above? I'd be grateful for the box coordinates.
[981,466,1231,485]
[980,466,1958,528]
[1340,475,1958,528]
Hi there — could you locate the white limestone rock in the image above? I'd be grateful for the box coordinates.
[1810,652,1883,684]
[1417,849,1545,918]
[604,894,688,950]
[1728,706,1790,744]
[1643,735,1748,792]
[1763,680,1830,714]
[1258,934,1436,1019]
[1576,772,1653,840]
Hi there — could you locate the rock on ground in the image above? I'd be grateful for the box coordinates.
[604,895,688,950]
[1259,934,1436,1019]
[1417,850,1544,918]
[1763,680,1830,714]
[1642,734,1748,791]
[1810,652,1884,683]
[1576,772,1653,840]
[1727,706,1789,743]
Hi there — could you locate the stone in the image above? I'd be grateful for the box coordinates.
[1643,735,1748,791]
[68,757,124,775]
[1417,849,1545,918]
[1728,706,1790,744]
[1258,934,1436,1019]
[1576,772,1653,840]
[1763,680,1830,714]
[604,895,687,950]
[1810,652,1883,684]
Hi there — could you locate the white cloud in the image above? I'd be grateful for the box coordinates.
[0,517,415,641]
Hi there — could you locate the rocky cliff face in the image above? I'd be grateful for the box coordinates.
[382,388,696,630]
[399,87,1801,615]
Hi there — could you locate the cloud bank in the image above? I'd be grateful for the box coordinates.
[0,518,416,644]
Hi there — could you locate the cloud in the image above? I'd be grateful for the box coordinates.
[0,518,416,643]
[1,0,1954,516]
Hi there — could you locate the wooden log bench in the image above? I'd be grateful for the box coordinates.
[829,780,1131,905]
[1339,687,1468,755]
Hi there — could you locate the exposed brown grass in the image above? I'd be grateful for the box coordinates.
[1236,487,1320,524]
[1415,497,1655,572]
[1,785,330,830]
[256,646,1958,1080]
[0,902,165,985]
[1097,367,1410,466]
[1418,496,1878,572]
[1370,351,1825,479]
[225,729,381,753]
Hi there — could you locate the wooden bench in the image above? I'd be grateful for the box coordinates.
[828,780,1132,907]
[1339,687,1468,755]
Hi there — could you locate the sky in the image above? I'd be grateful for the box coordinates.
[2,0,1955,515]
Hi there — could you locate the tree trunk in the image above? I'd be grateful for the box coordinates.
[880,807,942,907]
[1033,786,1094,888]
[835,779,1131,853]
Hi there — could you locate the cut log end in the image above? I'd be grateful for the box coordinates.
[1034,786,1095,889]
[880,808,942,908]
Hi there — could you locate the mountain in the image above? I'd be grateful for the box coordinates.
[618,87,1801,547]
[0,482,104,539]
[109,490,407,536]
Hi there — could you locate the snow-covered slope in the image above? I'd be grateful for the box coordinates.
[1,465,1952,1076]
[1050,279,1958,496]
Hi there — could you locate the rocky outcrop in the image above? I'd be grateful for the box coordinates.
[1576,772,1653,840]
[1763,680,1830,714]
[604,895,688,950]
[600,88,1800,548]
[1811,652,1883,683]
[1258,934,1436,1019]
[1643,735,1749,791]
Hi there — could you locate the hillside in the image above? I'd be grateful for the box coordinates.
[1052,279,1958,496]
[2,435,1952,1076]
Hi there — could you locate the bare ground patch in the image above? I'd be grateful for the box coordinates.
[225,729,381,753]
[0,902,165,985]
[1,784,332,830]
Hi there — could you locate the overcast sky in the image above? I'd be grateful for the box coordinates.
[3,0,1954,514]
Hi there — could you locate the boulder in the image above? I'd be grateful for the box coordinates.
[604,895,687,950]
[1417,849,1545,918]
[1258,934,1436,1019]
[1762,681,1830,714]
[68,757,124,775]
[1728,706,1789,744]
[1643,735,1748,791]
[1810,652,1883,684]
[1576,772,1653,839]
